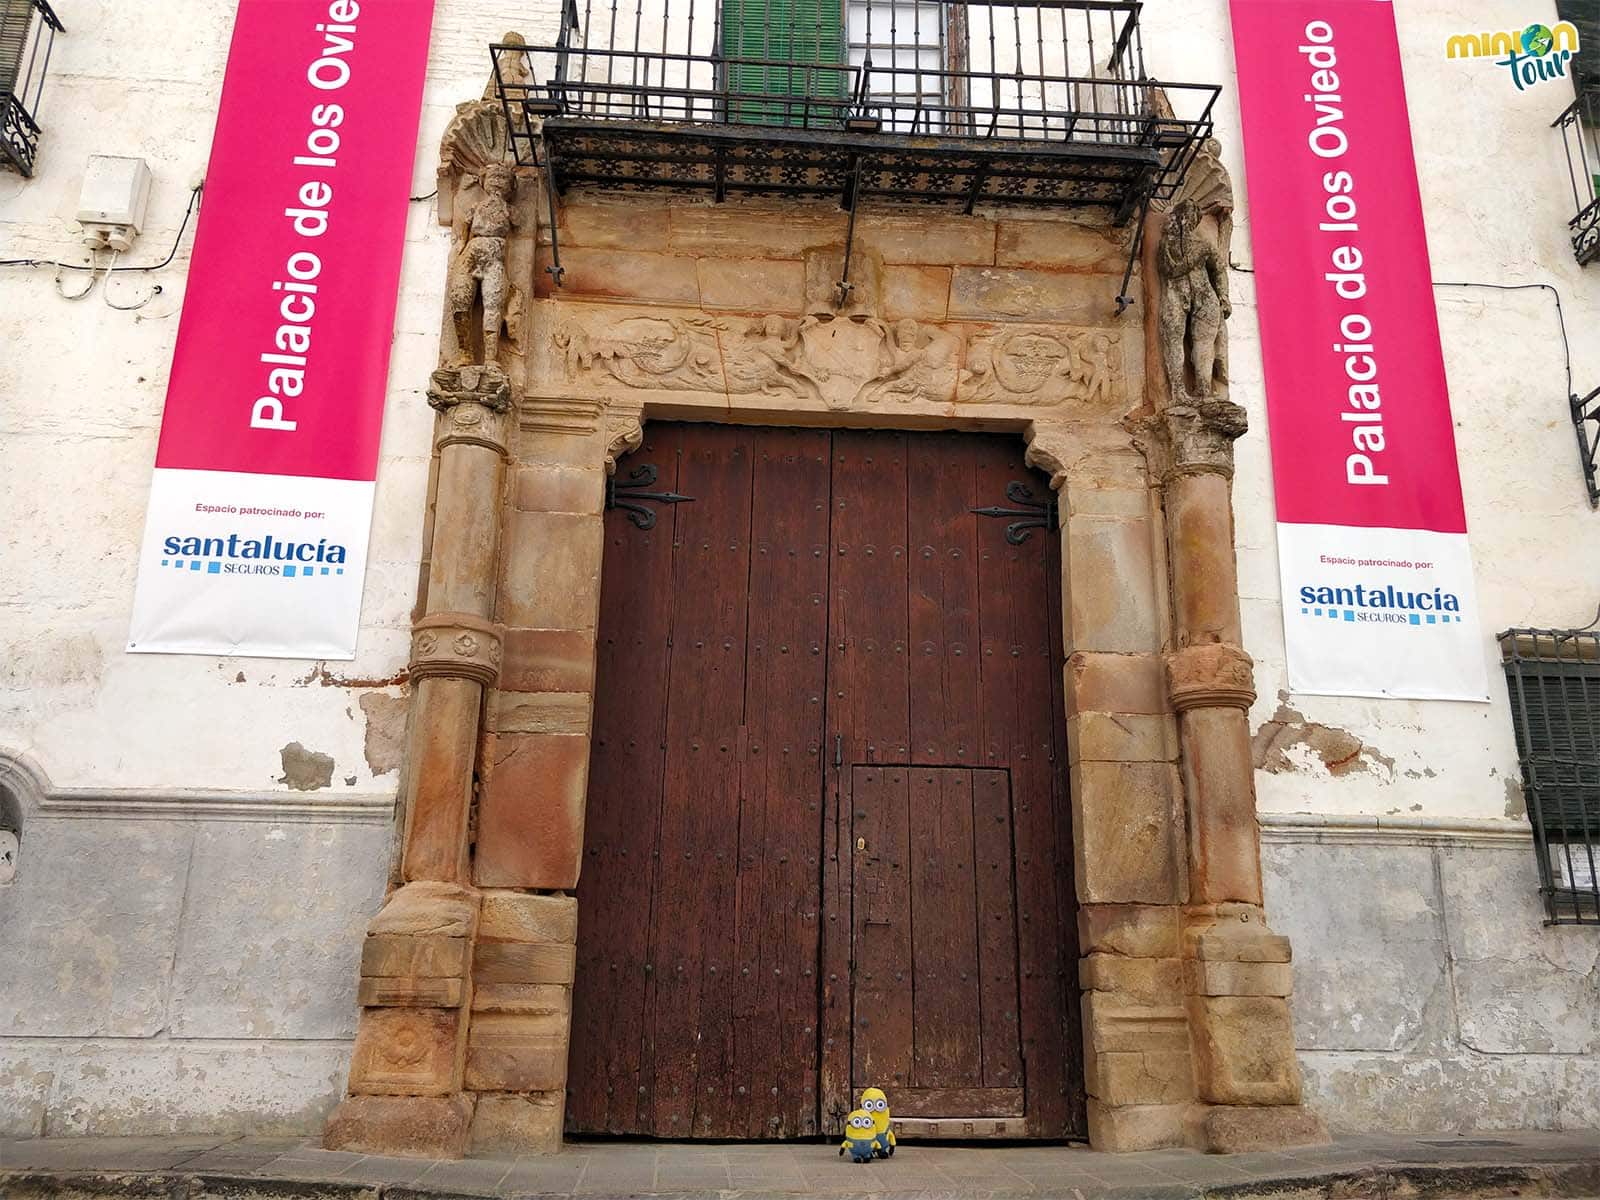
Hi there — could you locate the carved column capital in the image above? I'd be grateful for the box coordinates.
[428,365,514,456]
[1165,398,1248,481]
[1167,642,1256,712]
[410,612,504,687]
[1023,421,1072,492]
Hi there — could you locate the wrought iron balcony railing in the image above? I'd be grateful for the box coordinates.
[492,0,1218,289]
[1556,86,1600,266]
[0,0,63,178]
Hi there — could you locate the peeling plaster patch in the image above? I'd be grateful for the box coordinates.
[295,662,409,688]
[359,692,409,776]
[1505,777,1527,820]
[1252,693,1394,778]
[277,743,334,792]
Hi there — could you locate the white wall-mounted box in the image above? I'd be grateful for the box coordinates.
[76,155,154,252]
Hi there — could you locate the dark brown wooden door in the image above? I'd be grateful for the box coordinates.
[568,423,1082,1140]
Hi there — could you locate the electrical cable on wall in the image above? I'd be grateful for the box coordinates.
[1,182,203,277]
[1230,260,1578,402]
[2,181,438,306]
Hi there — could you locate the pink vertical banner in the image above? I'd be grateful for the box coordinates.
[1229,0,1488,700]
[128,0,435,658]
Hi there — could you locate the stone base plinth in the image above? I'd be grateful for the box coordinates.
[1185,1103,1330,1154]
[323,1093,475,1159]
[1086,1098,1186,1151]
[470,1091,564,1153]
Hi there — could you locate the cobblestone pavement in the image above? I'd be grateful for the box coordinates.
[1,1129,1597,1198]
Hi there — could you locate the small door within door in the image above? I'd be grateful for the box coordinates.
[851,766,1025,1119]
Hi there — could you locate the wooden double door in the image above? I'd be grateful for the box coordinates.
[568,423,1083,1140]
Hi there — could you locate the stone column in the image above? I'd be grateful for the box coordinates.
[1160,400,1329,1153]
[324,364,514,1159]
[457,397,621,1153]
[1026,421,1194,1152]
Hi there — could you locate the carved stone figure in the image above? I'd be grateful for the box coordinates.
[446,161,515,366]
[1076,332,1116,406]
[723,315,829,401]
[860,319,956,405]
[1157,198,1230,403]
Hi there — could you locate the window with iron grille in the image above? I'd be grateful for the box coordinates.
[0,0,63,178]
[1500,627,1600,925]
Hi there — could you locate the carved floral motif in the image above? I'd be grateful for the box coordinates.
[410,612,504,687]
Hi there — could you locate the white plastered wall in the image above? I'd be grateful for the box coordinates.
[1144,0,1600,822]
[0,0,560,795]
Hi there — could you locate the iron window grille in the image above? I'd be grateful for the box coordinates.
[0,0,63,178]
[1500,626,1600,925]
[492,0,1218,300]
[1555,85,1599,266]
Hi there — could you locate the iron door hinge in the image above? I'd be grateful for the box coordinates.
[972,480,1057,544]
[607,462,694,529]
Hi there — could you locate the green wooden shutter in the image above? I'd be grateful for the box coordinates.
[724,0,845,127]
[1508,662,1600,838]
[0,0,36,97]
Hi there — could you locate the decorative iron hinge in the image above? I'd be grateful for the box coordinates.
[606,462,694,529]
[971,481,1057,544]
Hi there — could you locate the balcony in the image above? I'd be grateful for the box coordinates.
[0,0,63,178]
[491,0,1218,290]
[1556,85,1599,266]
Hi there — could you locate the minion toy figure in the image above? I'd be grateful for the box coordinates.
[860,1087,897,1157]
[839,1109,878,1163]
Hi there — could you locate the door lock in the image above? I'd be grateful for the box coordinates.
[856,837,866,851]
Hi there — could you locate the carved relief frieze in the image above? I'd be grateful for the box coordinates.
[961,326,1124,409]
[538,305,1134,418]
[556,316,724,393]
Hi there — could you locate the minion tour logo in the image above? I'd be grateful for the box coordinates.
[1446,21,1580,90]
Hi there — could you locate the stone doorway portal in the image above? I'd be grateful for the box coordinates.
[567,422,1084,1140]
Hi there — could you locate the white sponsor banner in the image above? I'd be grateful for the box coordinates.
[127,468,375,659]
[1277,523,1488,701]
[124,0,432,658]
